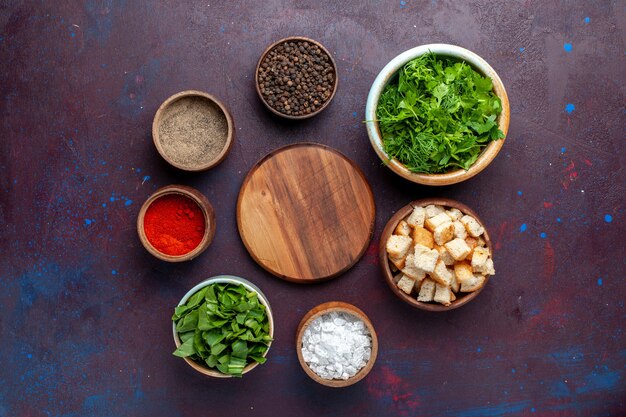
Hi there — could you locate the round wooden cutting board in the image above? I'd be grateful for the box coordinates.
[237,143,376,283]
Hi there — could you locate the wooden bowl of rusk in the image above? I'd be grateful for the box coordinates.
[296,301,378,387]
[137,185,216,262]
[380,198,493,311]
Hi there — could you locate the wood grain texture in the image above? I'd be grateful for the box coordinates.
[237,143,375,282]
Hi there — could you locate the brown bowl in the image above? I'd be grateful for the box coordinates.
[379,198,493,311]
[255,36,338,120]
[296,301,378,387]
[152,90,234,171]
[137,185,216,262]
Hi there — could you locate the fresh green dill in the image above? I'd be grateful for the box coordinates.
[376,52,504,174]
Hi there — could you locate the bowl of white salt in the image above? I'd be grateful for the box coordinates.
[152,90,234,171]
[296,301,378,387]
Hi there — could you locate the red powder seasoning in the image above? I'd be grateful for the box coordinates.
[143,194,206,256]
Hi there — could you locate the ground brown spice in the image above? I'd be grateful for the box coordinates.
[157,96,228,168]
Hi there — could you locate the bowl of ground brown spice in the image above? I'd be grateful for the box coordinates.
[256,37,338,119]
[152,90,234,171]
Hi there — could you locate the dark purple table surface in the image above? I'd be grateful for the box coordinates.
[1,2,624,416]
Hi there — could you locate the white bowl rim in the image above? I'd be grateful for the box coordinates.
[172,275,274,377]
[365,43,509,185]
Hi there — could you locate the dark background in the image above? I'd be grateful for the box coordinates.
[1,1,624,416]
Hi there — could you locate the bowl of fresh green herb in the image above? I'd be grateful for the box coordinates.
[366,44,510,185]
[172,275,274,378]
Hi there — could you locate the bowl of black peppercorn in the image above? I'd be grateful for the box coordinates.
[256,36,338,120]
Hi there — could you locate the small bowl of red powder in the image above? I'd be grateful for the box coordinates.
[137,185,216,262]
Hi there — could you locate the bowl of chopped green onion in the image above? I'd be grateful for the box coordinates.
[172,275,274,378]
[366,44,510,185]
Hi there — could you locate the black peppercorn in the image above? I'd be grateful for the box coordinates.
[258,40,335,117]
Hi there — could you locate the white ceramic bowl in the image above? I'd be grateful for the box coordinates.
[172,275,274,378]
[365,44,510,186]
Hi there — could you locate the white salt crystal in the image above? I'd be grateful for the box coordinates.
[333,317,346,326]
[321,322,334,332]
[300,312,372,380]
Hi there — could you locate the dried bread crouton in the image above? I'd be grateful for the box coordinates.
[401,253,426,281]
[450,271,460,292]
[389,255,406,271]
[397,274,416,295]
[412,226,434,249]
[460,274,486,292]
[393,272,405,284]
[444,238,471,261]
[394,220,411,237]
[433,222,455,246]
[465,237,478,260]
[414,244,439,273]
[386,235,412,258]
[454,262,474,285]
[446,208,463,222]
[453,221,468,239]
[485,259,495,275]
[460,215,485,238]
[425,212,452,232]
[434,244,455,266]
[417,279,436,302]
[474,258,495,276]
[471,247,490,271]
[434,283,454,306]
[431,260,453,286]
[406,206,426,228]
[425,204,445,218]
